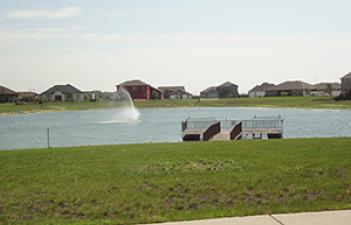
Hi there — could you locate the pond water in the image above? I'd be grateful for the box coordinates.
[1,107,351,150]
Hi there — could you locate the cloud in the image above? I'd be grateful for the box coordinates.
[1,26,351,49]
[0,27,84,42]
[7,6,81,19]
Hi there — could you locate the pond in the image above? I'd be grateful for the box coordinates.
[1,107,351,150]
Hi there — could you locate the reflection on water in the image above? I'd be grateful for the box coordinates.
[0,107,351,150]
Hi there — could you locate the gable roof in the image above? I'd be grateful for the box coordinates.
[312,83,341,91]
[267,81,314,91]
[200,86,217,93]
[249,83,276,93]
[0,85,16,95]
[158,86,185,91]
[218,81,238,87]
[201,81,238,93]
[117,79,150,87]
[342,72,351,79]
[41,84,83,95]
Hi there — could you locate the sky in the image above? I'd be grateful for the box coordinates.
[1,0,351,94]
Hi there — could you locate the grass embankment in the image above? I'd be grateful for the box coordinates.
[1,138,351,225]
[0,96,351,115]
[135,96,351,109]
[0,101,120,115]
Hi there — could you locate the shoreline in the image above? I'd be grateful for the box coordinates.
[1,97,351,116]
[1,136,350,152]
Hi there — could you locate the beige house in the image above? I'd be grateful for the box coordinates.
[40,84,84,102]
[248,83,275,98]
[158,86,193,100]
[310,83,341,97]
[265,81,314,97]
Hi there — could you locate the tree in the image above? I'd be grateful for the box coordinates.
[151,90,160,100]
[325,83,333,96]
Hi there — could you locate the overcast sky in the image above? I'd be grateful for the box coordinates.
[1,0,351,94]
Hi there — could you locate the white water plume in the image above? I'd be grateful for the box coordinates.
[101,87,140,123]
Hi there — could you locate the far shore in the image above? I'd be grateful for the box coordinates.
[1,96,351,115]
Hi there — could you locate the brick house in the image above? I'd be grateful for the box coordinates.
[116,79,163,100]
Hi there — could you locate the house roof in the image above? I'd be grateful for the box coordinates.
[17,92,39,98]
[201,81,238,93]
[117,79,150,87]
[41,84,83,95]
[158,86,185,91]
[342,72,351,79]
[312,83,341,91]
[249,83,276,93]
[117,79,164,93]
[0,85,16,95]
[168,89,193,96]
[267,81,314,91]
[200,86,217,93]
[218,81,238,87]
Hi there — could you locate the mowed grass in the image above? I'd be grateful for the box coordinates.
[1,138,351,225]
[0,101,121,115]
[135,96,351,109]
[1,96,351,115]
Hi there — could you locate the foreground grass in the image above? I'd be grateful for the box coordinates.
[0,138,351,225]
[1,96,351,115]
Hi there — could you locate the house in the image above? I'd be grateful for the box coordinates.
[248,83,276,98]
[310,83,341,97]
[17,92,39,102]
[341,72,351,98]
[116,79,163,100]
[0,85,17,103]
[40,84,84,102]
[0,85,18,103]
[265,81,314,97]
[200,86,219,98]
[200,82,239,98]
[158,86,193,100]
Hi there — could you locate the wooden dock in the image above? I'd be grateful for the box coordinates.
[181,116,283,141]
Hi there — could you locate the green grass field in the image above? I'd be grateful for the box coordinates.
[1,138,351,225]
[0,96,351,115]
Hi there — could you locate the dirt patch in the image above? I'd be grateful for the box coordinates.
[143,159,244,174]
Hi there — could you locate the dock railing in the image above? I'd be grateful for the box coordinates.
[182,118,220,141]
[242,116,284,137]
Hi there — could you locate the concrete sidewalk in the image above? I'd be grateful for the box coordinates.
[140,210,351,225]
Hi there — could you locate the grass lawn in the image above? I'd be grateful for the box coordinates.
[0,138,351,224]
[0,96,351,115]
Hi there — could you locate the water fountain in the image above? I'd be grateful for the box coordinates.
[100,87,140,123]
[114,87,140,122]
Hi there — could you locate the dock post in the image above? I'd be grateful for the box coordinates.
[47,128,50,149]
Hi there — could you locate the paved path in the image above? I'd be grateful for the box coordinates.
[140,210,351,225]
